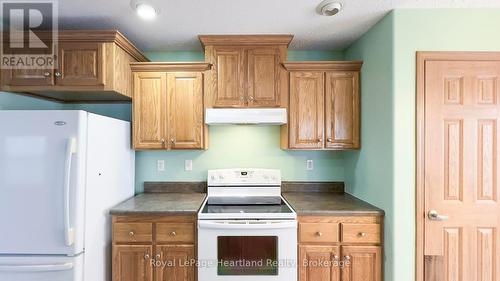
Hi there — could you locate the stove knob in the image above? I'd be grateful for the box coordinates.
[218,175,224,180]
[210,175,215,181]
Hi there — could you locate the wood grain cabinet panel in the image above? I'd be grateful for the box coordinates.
[4,68,55,86]
[167,72,204,149]
[113,222,153,243]
[155,245,195,281]
[341,246,382,281]
[213,47,245,107]
[247,48,281,107]
[341,224,381,244]
[299,245,341,281]
[133,72,167,150]
[289,72,324,149]
[300,222,339,243]
[57,42,105,86]
[156,223,195,243]
[113,245,153,281]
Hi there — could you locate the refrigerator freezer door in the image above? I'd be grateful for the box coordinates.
[0,254,83,281]
[0,111,87,255]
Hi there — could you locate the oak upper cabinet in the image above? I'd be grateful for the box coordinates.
[0,30,148,102]
[131,63,210,150]
[113,245,153,281]
[199,35,292,108]
[299,245,341,281]
[282,61,362,150]
[288,72,325,149]
[341,246,382,281]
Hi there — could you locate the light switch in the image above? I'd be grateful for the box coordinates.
[185,160,193,171]
[306,160,314,171]
[157,160,165,171]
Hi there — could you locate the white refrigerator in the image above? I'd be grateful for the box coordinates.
[0,110,135,281]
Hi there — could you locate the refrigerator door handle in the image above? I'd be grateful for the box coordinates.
[63,137,77,246]
[0,263,74,272]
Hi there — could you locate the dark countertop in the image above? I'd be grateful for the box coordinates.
[110,193,206,215]
[283,192,384,216]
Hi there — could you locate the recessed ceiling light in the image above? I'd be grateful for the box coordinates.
[317,0,343,16]
[130,1,159,20]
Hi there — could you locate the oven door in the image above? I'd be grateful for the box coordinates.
[198,220,297,281]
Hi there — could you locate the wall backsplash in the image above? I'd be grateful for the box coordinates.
[0,50,346,193]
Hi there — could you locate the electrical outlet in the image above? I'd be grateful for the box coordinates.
[157,160,165,171]
[185,160,193,171]
[306,160,314,171]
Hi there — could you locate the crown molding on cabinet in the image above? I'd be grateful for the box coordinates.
[282,61,363,71]
[198,34,294,48]
[130,62,212,72]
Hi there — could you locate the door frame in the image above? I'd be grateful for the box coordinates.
[415,51,500,281]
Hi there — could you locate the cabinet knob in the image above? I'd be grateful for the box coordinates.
[333,255,339,261]
[170,138,175,144]
[43,71,51,77]
[327,138,332,142]
[248,96,254,101]
[161,139,165,143]
[144,253,150,260]
[54,71,61,77]
[128,231,135,236]
[156,254,161,259]
[358,232,367,237]
[315,231,323,237]
[344,255,351,261]
[170,231,177,236]
[317,138,322,143]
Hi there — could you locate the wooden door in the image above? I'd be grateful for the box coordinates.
[247,48,280,107]
[212,47,245,107]
[56,42,105,86]
[2,68,55,86]
[423,59,500,281]
[133,72,167,149]
[299,245,340,281]
[113,245,153,281]
[289,72,324,149]
[155,245,195,281]
[341,246,381,281]
[167,72,204,149]
[325,72,360,149]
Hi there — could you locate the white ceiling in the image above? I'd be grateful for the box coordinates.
[57,0,500,51]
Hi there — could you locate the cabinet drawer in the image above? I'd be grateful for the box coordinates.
[113,223,153,243]
[156,223,195,243]
[341,223,381,244]
[299,223,339,243]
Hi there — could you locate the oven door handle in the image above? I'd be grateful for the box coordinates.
[198,220,297,230]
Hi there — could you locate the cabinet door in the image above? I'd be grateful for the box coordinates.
[212,47,245,107]
[2,68,55,86]
[133,72,167,149]
[56,42,105,86]
[299,245,340,281]
[167,72,204,149]
[325,72,360,149]
[341,246,382,281]
[113,245,153,281]
[155,245,195,281]
[247,48,281,107]
[289,72,324,149]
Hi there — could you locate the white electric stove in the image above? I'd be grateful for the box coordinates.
[197,168,297,281]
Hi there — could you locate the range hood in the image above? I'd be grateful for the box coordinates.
[205,108,287,125]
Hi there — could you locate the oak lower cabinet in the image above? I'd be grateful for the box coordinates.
[298,216,383,281]
[282,62,362,150]
[1,30,148,102]
[112,215,196,281]
[199,35,292,108]
[131,63,211,150]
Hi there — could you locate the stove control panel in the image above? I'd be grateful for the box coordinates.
[207,168,281,186]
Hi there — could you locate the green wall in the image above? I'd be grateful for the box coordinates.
[343,13,394,281]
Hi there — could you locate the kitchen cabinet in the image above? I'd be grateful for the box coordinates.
[1,30,148,102]
[113,245,153,281]
[282,61,362,150]
[131,63,211,150]
[200,35,292,108]
[112,215,197,281]
[298,216,383,281]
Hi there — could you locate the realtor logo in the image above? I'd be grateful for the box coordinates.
[1,0,58,69]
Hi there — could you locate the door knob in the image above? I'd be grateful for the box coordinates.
[428,210,449,221]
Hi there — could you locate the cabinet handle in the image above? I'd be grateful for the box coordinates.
[315,231,323,237]
[170,231,177,236]
[54,71,61,77]
[43,71,51,77]
[144,253,150,260]
[357,232,367,237]
[128,231,135,236]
